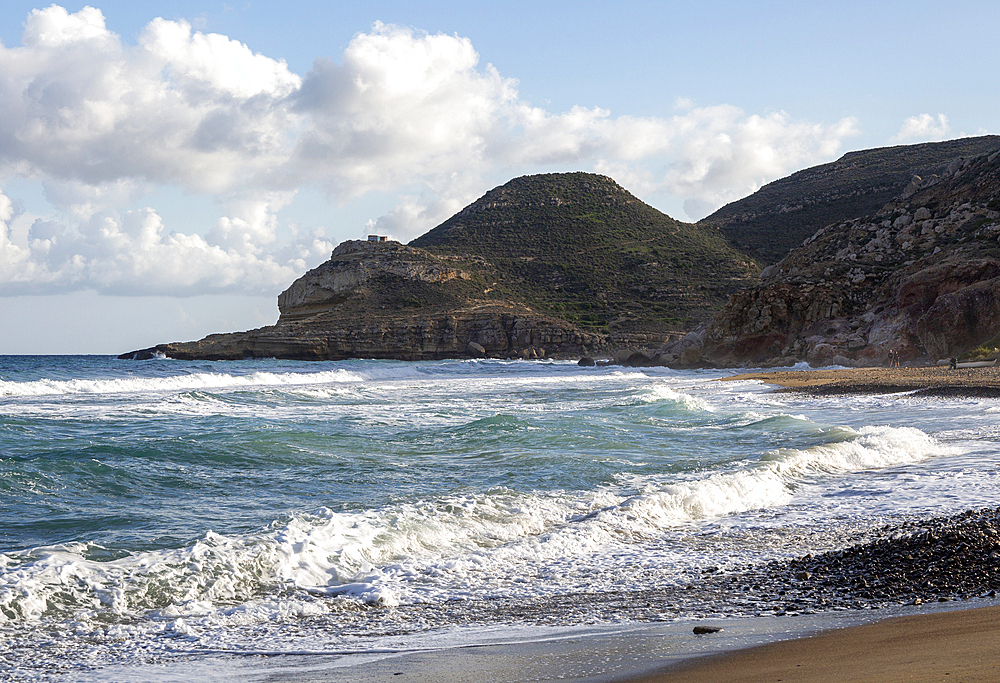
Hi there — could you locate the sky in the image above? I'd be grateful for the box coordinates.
[0,1,997,354]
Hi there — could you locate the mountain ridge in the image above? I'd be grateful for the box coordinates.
[664,144,1000,368]
[704,135,1000,266]
[122,172,757,361]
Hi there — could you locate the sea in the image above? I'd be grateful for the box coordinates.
[2,355,1000,681]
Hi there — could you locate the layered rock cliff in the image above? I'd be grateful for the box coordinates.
[686,147,1000,367]
[123,239,605,361]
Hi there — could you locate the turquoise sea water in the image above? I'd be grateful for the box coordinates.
[3,356,1000,681]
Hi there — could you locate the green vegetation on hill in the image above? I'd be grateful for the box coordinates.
[410,172,758,335]
[703,136,1000,266]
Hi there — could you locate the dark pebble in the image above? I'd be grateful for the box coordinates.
[693,626,722,634]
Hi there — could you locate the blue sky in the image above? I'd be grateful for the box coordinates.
[1,1,997,353]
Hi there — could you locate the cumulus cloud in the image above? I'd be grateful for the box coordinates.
[292,22,518,200]
[0,5,300,193]
[891,113,950,143]
[0,192,335,296]
[0,6,862,294]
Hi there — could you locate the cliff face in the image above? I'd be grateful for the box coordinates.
[124,240,605,361]
[691,147,1000,367]
[276,240,472,321]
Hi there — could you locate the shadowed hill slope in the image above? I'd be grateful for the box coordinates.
[703,135,1000,266]
[694,146,1000,367]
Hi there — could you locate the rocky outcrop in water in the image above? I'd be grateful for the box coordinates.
[661,147,1000,367]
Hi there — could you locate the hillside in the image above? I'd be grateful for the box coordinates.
[122,142,1000,365]
[122,173,759,361]
[411,172,758,337]
[123,239,603,361]
[704,135,1000,266]
[686,145,1000,367]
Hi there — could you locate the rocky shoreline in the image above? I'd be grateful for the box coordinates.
[556,507,1000,622]
[707,507,1000,615]
[320,507,1000,637]
[723,365,1000,397]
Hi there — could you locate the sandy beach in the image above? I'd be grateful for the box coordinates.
[628,604,1000,683]
[722,365,1000,396]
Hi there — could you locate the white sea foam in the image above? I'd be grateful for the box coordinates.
[637,385,716,412]
[603,425,952,530]
[0,424,957,634]
[0,369,365,397]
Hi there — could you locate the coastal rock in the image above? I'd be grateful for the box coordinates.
[695,146,1000,366]
[915,277,1000,359]
[139,309,601,362]
[122,239,607,361]
[277,240,470,320]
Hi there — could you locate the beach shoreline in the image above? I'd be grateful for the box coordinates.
[722,365,1000,396]
[263,507,1000,682]
[257,604,998,683]
[623,603,1000,683]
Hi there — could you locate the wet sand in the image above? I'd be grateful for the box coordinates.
[626,604,1000,683]
[723,365,1000,397]
[265,605,1000,683]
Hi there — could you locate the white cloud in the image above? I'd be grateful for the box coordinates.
[0,187,335,296]
[292,22,517,198]
[0,5,299,193]
[0,6,863,295]
[365,193,470,242]
[891,113,950,143]
[512,105,859,219]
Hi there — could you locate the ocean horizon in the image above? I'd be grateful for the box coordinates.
[3,355,1000,681]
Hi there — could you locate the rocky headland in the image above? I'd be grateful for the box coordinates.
[124,238,604,361]
[122,173,757,362]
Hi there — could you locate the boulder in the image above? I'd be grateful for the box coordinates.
[916,277,1000,359]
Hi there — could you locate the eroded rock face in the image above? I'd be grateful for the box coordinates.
[277,240,471,319]
[673,148,1000,367]
[124,239,607,361]
[148,310,601,361]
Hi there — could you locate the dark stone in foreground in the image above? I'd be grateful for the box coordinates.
[692,626,723,634]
